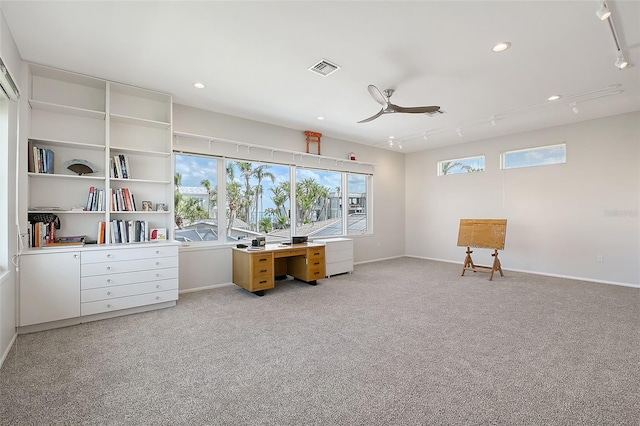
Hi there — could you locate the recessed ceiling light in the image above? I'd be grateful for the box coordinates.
[389,136,395,139]
[492,42,511,52]
[547,95,562,101]
[317,116,325,120]
[193,82,205,89]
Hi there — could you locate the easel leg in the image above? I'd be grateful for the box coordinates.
[461,247,474,276]
[489,249,503,281]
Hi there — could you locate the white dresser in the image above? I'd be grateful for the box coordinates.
[314,238,353,277]
[19,243,178,332]
[80,245,178,316]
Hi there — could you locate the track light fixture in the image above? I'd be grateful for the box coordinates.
[398,143,403,149]
[596,1,611,20]
[615,51,628,70]
[597,1,630,70]
[456,128,463,137]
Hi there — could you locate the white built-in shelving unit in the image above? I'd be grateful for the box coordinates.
[19,64,177,331]
[26,64,173,243]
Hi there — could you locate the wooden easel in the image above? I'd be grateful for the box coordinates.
[457,219,507,281]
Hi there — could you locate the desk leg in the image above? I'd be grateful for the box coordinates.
[253,290,265,297]
[307,280,318,286]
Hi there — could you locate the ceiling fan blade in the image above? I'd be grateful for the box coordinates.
[357,109,384,123]
[367,85,388,107]
[392,105,441,114]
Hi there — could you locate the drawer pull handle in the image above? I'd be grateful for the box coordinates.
[107,254,112,258]
[259,280,267,284]
[314,262,320,265]
[259,259,267,262]
[156,262,160,266]
[107,266,112,271]
[107,292,111,296]
[107,304,112,309]
[73,254,79,259]
[107,279,112,283]
[156,273,160,277]
[313,272,319,275]
[259,269,267,273]
[156,285,160,289]
[156,250,160,254]
[156,296,160,300]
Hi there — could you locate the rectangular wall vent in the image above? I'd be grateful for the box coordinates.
[308,59,340,77]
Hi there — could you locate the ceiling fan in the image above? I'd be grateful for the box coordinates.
[358,84,442,123]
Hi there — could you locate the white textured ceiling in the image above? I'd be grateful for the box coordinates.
[2,1,639,153]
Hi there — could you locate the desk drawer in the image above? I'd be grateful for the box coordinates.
[81,256,178,277]
[326,248,353,264]
[274,248,307,258]
[81,279,178,303]
[251,275,274,291]
[307,247,325,259]
[81,268,178,290]
[82,246,177,263]
[307,266,325,281]
[251,254,273,275]
[81,289,178,316]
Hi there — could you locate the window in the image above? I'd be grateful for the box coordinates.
[174,153,218,242]
[347,173,368,234]
[294,168,343,238]
[0,100,7,271]
[438,155,485,176]
[501,143,566,169]
[226,160,291,243]
[173,141,374,244]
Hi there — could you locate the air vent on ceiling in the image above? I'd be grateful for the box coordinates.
[308,59,340,77]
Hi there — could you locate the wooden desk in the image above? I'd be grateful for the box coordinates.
[232,243,326,296]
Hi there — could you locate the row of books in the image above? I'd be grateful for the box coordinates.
[28,142,54,174]
[86,186,105,211]
[111,154,132,179]
[109,220,167,243]
[85,187,138,212]
[112,187,137,211]
[28,221,57,247]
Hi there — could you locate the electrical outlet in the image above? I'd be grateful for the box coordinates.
[597,255,604,263]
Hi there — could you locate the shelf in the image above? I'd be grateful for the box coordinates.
[28,210,105,214]
[29,99,106,120]
[28,172,104,180]
[110,145,170,157]
[110,113,170,130]
[28,137,106,151]
[110,178,171,184]
[110,211,172,215]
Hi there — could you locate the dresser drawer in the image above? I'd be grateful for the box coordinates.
[81,279,178,303]
[326,248,353,264]
[326,259,353,277]
[81,256,178,277]
[82,245,178,264]
[81,267,178,289]
[81,289,178,316]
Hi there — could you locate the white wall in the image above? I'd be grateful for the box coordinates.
[0,8,22,366]
[406,112,640,286]
[173,104,406,291]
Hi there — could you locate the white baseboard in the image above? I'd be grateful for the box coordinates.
[405,255,640,288]
[354,255,404,266]
[179,282,234,294]
[0,332,17,369]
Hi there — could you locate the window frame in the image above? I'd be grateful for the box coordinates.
[437,155,485,176]
[172,151,373,246]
